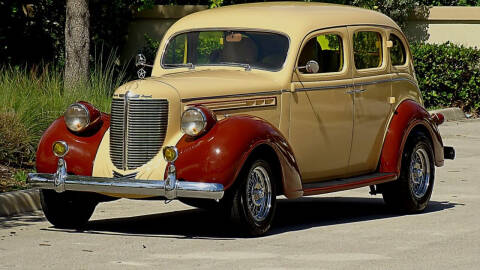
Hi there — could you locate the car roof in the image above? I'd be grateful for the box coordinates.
[167,2,401,38]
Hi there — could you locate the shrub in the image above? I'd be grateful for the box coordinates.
[0,112,34,167]
[0,51,127,167]
[412,42,480,112]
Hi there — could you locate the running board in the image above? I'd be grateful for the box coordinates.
[302,173,397,196]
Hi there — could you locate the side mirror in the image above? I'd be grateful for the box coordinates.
[297,60,319,74]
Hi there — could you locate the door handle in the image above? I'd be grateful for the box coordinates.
[346,89,367,94]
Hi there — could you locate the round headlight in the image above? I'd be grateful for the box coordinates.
[65,103,90,132]
[181,107,207,136]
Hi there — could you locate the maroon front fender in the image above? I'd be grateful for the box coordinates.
[379,100,444,174]
[174,116,303,198]
[36,114,110,176]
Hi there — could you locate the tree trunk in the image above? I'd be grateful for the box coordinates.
[64,0,89,90]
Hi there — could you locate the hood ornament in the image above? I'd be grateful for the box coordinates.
[135,53,153,79]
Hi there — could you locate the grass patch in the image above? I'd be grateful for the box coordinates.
[0,50,128,170]
[0,165,32,192]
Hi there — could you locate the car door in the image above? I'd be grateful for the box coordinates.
[347,26,392,176]
[289,27,354,183]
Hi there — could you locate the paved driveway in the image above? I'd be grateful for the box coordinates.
[1,119,479,269]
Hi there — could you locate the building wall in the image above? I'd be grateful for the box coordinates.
[406,7,480,48]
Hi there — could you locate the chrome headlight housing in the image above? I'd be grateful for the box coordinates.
[64,103,90,132]
[181,107,207,136]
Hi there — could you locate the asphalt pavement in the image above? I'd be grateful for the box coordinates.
[1,119,479,269]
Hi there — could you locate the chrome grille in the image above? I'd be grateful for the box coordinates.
[110,97,169,170]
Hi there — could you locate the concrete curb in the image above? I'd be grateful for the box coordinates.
[0,189,40,217]
[429,107,466,122]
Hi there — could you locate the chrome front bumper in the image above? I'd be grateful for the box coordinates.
[27,159,224,200]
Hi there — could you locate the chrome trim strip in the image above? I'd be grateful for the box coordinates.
[354,79,392,87]
[181,90,286,103]
[296,84,354,92]
[204,97,277,112]
[294,77,418,92]
[123,91,129,170]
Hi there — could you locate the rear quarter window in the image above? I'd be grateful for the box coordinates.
[390,34,407,66]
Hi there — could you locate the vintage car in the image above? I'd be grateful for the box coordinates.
[28,2,455,236]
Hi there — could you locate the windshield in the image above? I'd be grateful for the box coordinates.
[162,30,289,71]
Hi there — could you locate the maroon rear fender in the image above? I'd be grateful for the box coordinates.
[174,115,303,198]
[36,114,110,176]
[379,100,444,174]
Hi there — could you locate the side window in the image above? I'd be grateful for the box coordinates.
[353,31,383,70]
[298,34,343,74]
[164,34,186,64]
[390,34,407,66]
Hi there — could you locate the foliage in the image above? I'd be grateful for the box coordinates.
[143,34,162,63]
[0,1,65,65]
[0,0,155,68]
[0,51,126,167]
[13,169,30,184]
[0,112,34,167]
[411,42,480,113]
[352,0,422,30]
[421,0,480,5]
[0,165,32,193]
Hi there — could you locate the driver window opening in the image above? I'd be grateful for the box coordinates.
[298,34,344,74]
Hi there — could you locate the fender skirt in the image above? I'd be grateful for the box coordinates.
[36,114,110,176]
[379,100,444,174]
[174,116,303,198]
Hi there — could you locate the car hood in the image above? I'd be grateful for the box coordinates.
[148,69,285,102]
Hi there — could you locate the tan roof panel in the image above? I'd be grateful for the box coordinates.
[167,2,400,38]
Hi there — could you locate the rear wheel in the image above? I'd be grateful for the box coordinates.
[382,131,435,213]
[229,159,277,236]
[40,190,98,229]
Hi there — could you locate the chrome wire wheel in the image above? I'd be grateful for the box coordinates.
[246,165,272,223]
[409,147,431,199]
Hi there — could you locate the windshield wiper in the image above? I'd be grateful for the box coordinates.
[164,63,195,69]
[217,62,252,71]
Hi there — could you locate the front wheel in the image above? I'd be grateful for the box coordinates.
[229,159,277,236]
[40,190,98,229]
[382,131,435,213]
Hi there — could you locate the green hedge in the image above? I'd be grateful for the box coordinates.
[411,42,480,112]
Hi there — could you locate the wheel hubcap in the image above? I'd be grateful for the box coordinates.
[246,165,272,222]
[409,148,431,199]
